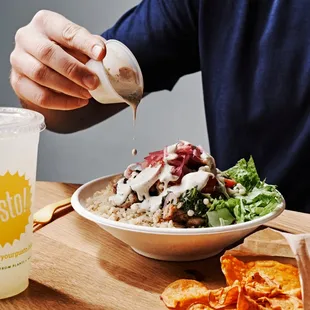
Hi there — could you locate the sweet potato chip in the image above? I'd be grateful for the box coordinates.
[245,260,300,293]
[236,288,262,310]
[220,255,247,285]
[221,255,300,294]
[244,272,283,299]
[208,283,239,309]
[186,304,214,310]
[247,272,280,288]
[285,288,302,300]
[161,255,303,310]
[256,295,304,309]
[187,304,237,310]
[161,279,209,310]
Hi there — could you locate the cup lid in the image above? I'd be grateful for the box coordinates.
[0,107,45,136]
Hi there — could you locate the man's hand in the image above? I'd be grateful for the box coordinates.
[10,10,106,111]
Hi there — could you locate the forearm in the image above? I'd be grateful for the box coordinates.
[18,0,198,133]
[20,99,127,134]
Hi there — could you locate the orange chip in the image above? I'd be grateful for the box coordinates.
[245,260,300,294]
[186,304,214,310]
[285,288,302,300]
[187,303,237,310]
[161,255,302,310]
[256,295,304,309]
[161,279,209,310]
[221,255,300,295]
[236,288,261,310]
[247,272,280,288]
[208,283,239,309]
[244,272,283,299]
[220,255,247,286]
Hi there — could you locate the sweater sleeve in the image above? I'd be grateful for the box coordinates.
[102,0,200,93]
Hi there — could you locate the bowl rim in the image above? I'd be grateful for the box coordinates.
[71,174,286,236]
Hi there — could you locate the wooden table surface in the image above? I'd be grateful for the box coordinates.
[2,182,310,310]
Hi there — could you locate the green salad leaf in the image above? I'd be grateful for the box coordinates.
[224,156,260,191]
[207,208,235,227]
[176,157,283,228]
[206,181,283,226]
[233,186,283,222]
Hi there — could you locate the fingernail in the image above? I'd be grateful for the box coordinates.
[92,44,104,59]
[82,74,99,90]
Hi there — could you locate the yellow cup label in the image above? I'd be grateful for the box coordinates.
[0,172,32,247]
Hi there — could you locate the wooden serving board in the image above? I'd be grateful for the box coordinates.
[2,182,310,310]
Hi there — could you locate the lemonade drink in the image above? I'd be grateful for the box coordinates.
[0,107,45,299]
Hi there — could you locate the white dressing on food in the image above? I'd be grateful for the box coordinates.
[109,141,215,212]
[109,178,131,205]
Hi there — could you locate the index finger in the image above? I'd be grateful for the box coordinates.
[33,10,106,61]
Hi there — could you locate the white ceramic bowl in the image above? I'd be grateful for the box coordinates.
[71,174,285,261]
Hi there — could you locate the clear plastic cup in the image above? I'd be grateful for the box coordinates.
[0,107,45,299]
[86,39,144,106]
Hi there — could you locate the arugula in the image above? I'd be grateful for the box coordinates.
[224,156,260,191]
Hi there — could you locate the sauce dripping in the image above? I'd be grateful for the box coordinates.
[105,66,143,155]
[105,66,142,122]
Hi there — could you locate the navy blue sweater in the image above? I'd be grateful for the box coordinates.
[103,0,310,213]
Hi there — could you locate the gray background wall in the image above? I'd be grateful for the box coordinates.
[1,0,209,184]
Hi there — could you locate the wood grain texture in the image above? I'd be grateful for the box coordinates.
[265,209,310,234]
[2,182,310,309]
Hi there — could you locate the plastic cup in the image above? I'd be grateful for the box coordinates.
[86,39,144,105]
[0,107,45,299]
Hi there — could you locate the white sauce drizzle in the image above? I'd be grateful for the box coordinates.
[109,142,215,212]
[165,143,178,161]
[127,165,161,201]
[109,178,131,205]
[132,170,212,212]
[166,170,212,197]
[162,143,179,187]
[201,152,208,160]
[110,170,213,212]
[158,164,178,191]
